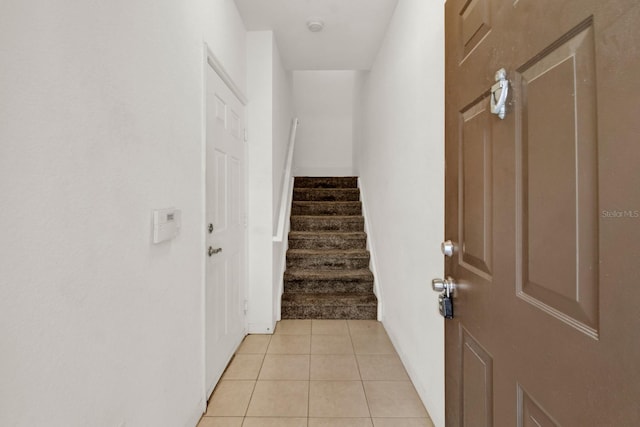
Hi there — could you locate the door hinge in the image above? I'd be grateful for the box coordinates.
[244,299,248,315]
[243,214,248,228]
[244,128,248,142]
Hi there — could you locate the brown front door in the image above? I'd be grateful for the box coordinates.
[444,0,640,425]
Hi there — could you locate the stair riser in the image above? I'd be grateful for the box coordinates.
[291,203,362,216]
[291,217,364,232]
[294,177,358,189]
[281,305,376,320]
[293,189,360,202]
[288,236,367,250]
[287,256,370,270]
[284,280,373,294]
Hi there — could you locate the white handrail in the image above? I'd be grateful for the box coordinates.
[273,117,299,242]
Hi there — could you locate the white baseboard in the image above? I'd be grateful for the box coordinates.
[248,322,276,334]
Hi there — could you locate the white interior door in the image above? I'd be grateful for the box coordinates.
[205,62,246,397]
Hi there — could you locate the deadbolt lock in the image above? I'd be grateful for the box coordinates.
[432,277,456,319]
[441,240,456,257]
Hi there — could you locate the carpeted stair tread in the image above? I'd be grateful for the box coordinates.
[294,177,358,188]
[293,188,360,202]
[287,231,367,250]
[284,279,373,294]
[282,293,377,306]
[284,268,374,281]
[286,249,370,270]
[291,215,364,220]
[290,215,364,232]
[288,231,367,237]
[291,201,362,216]
[281,293,377,319]
[287,249,370,256]
[281,305,377,320]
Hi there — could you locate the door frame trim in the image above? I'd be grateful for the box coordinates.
[205,46,248,106]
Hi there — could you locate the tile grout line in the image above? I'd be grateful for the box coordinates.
[200,323,431,427]
[349,320,375,425]
[241,334,271,423]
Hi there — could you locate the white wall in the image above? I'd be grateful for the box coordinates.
[247,31,275,333]
[246,31,294,333]
[0,1,246,426]
[293,71,356,176]
[354,1,445,426]
[352,71,367,177]
[271,41,296,322]
[272,42,295,228]
[203,0,248,93]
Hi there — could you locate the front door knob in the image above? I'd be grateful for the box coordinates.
[432,277,456,294]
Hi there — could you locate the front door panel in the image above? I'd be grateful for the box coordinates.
[444,0,640,425]
[516,21,599,335]
[460,96,493,279]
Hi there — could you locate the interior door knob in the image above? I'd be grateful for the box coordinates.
[208,246,222,257]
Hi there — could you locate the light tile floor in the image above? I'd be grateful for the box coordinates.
[198,319,435,427]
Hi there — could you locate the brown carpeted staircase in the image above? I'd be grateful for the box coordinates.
[281,177,378,319]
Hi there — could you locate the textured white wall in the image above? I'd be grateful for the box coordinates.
[246,31,294,333]
[0,0,246,426]
[247,32,275,333]
[272,42,295,228]
[293,71,356,176]
[203,0,248,93]
[354,0,445,426]
[271,41,296,322]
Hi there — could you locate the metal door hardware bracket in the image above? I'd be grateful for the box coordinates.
[490,68,509,119]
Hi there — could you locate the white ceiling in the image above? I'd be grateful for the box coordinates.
[234,0,400,70]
